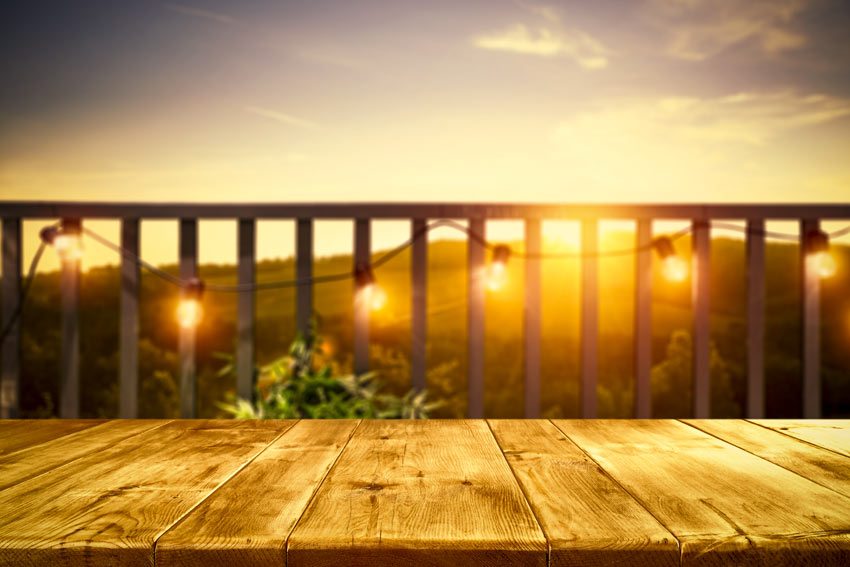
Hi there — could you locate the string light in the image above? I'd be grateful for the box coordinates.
[652,236,688,282]
[40,226,83,261]
[487,245,511,291]
[805,230,837,279]
[354,264,387,311]
[176,278,205,329]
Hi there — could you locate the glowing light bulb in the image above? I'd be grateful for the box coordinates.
[369,284,387,311]
[487,261,508,291]
[176,278,205,329]
[662,256,688,282]
[814,251,836,279]
[487,245,511,291]
[176,299,203,329]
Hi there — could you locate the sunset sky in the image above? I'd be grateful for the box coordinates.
[1,0,849,268]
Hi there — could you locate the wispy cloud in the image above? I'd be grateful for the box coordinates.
[244,106,320,130]
[645,0,809,61]
[471,2,609,69]
[162,3,237,25]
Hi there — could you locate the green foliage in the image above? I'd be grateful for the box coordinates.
[651,329,740,417]
[217,331,442,419]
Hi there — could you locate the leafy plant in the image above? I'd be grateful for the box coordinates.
[217,330,441,419]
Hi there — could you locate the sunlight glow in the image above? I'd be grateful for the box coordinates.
[176,299,203,329]
[814,251,837,279]
[662,255,689,282]
[53,234,83,261]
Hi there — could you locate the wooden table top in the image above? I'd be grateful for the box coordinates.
[0,419,848,566]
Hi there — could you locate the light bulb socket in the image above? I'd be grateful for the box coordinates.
[39,226,59,245]
[354,264,376,288]
[652,236,676,259]
[184,277,205,300]
[492,244,511,265]
[805,230,829,254]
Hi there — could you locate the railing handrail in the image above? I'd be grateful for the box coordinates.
[2,200,850,219]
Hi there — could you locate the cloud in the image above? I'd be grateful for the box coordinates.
[162,3,237,25]
[553,90,850,147]
[645,0,809,60]
[547,90,850,195]
[244,106,320,130]
[472,2,609,69]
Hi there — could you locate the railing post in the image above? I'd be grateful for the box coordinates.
[580,219,598,418]
[1,217,21,419]
[467,218,485,418]
[60,218,81,418]
[179,218,198,419]
[353,219,370,375]
[296,218,314,340]
[634,219,652,418]
[119,218,140,418]
[692,219,711,418]
[801,218,821,418]
[237,218,255,402]
[746,218,766,418]
[411,218,427,394]
[524,218,541,418]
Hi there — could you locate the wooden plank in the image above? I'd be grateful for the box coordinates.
[237,218,255,402]
[801,218,821,418]
[745,219,765,418]
[179,218,198,418]
[0,420,294,567]
[288,420,547,567]
[467,218,485,418]
[489,420,679,567]
[0,420,168,492]
[156,420,358,567]
[692,220,710,418]
[296,218,313,338]
[554,419,850,565]
[684,419,850,500]
[1,217,21,419]
[524,220,541,418]
[751,420,850,458]
[5,201,850,221]
[0,419,104,457]
[634,219,652,418]
[411,218,427,394]
[60,218,81,419]
[353,219,370,375]
[119,218,140,418]
[580,219,597,418]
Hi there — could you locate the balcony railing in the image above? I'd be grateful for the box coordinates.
[1,201,847,420]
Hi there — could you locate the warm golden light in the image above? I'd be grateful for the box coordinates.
[53,234,83,261]
[487,261,508,291]
[176,298,203,329]
[814,251,836,279]
[361,283,387,311]
[662,255,689,282]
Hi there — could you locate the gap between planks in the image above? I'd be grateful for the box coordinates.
[546,419,684,564]
[153,420,302,561]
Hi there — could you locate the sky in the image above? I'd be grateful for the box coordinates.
[1,0,849,269]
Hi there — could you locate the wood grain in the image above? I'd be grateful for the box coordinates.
[489,419,679,567]
[288,420,547,567]
[0,419,295,567]
[554,419,850,566]
[156,419,358,567]
[0,419,169,492]
[685,419,850,499]
[0,419,104,456]
[751,419,850,458]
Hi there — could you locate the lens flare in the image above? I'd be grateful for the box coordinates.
[487,261,508,291]
[360,283,387,311]
[814,251,836,279]
[662,256,688,282]
[176,299,203,328]
[53,234,83,261]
